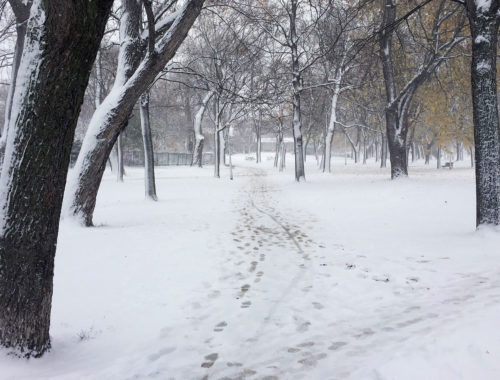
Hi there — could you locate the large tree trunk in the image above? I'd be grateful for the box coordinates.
[385,106,410,177]
[466,1,500,226]
[140,91,157,201]
[0,0,112,357]
[192,91,212,167]
[66,0,205,226]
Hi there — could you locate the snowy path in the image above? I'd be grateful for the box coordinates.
[193,165,500,380]
[2,157,500,379]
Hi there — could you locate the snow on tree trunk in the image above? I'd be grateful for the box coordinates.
[192,91,212,167]
[214,99,221,178]
[140,91,157,201]
[323,81,340,173]
[385,104,410,177]
[292,89,305,180]
[0,1,31,163]
[290,0,305,181]
[65,0,205,226]
[466,0,500,225]
[0,0,112,357]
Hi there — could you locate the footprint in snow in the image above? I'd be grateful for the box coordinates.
[201,352,219,368]
[214,321,227,332]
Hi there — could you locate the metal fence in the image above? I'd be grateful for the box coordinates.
[123,151,215,167]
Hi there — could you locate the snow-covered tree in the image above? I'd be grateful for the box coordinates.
[463,0,500,225]
[65,0,205,226]
[0,0,32,160]
[0,0,112,357]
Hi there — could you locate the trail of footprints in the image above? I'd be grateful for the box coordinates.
[201,174,325,375]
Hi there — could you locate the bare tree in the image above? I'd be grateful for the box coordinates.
[233,0,333,181]
[379,0,466,178]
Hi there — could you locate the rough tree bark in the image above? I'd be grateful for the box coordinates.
[140,91,157,200]
[0,0,112,357]
[66,0,205,226]
[465,0,500,226]
[379,0,409,178]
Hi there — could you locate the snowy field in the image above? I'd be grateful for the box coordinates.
[1,154,500,380]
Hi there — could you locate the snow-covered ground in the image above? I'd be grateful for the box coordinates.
[1,154,500,380]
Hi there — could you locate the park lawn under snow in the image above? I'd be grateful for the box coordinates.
[1,154,500,380]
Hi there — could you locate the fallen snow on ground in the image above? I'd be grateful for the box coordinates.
[1,154,500,380]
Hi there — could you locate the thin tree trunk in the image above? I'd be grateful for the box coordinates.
[380,134,387,168]
[279,141,286,172]
[228,129,233,180]
[192,91,212,167]
[323,83,340,172]
[437,146,441,169]
[140,91,157,200]
[183,92,194,153]
[255,110,262,163]
[221,127,227,166]
[290,0,305,181]
[117,133,124,182]
[0,0,112,357]
[214,99,221,178]
[362,131,367,165]
[274,135,280,168]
